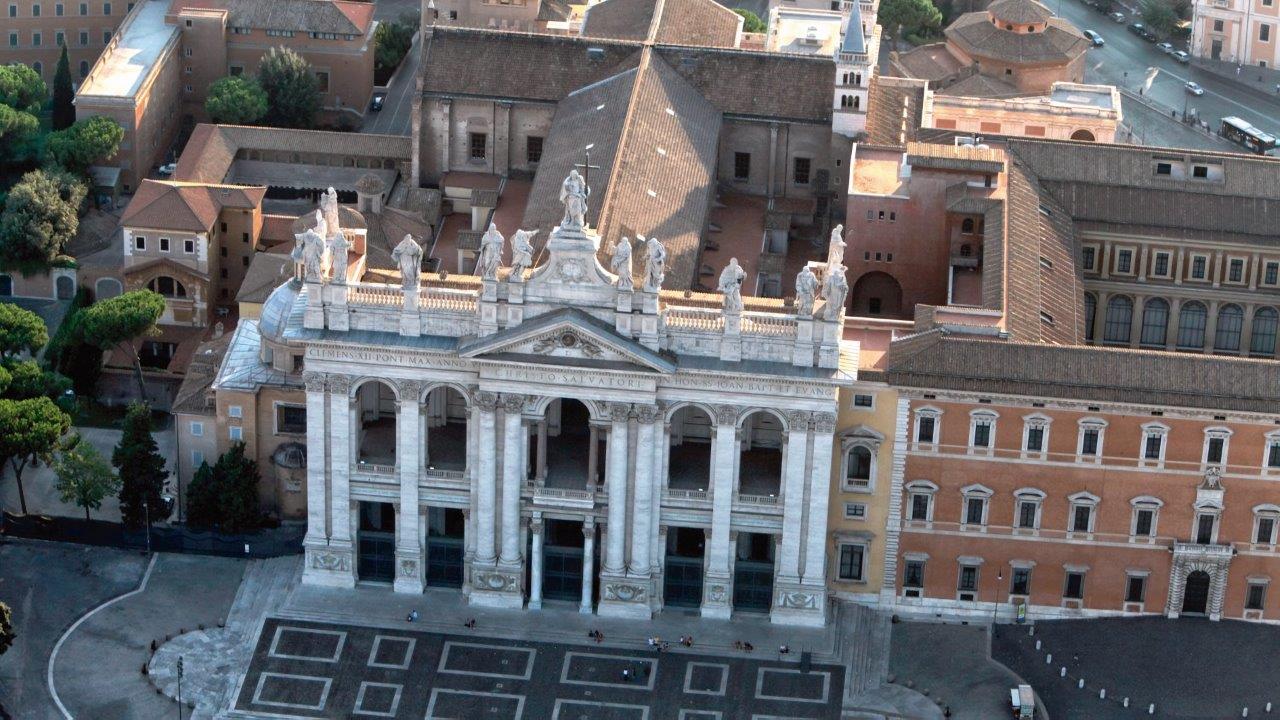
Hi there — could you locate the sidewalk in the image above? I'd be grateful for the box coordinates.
[1192,56,1280,105]
[49,553,246,720]
[888,621,1031,720]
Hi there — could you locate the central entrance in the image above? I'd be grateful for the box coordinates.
[357,501,396,583]
[426,507,465,588]
[1182,570,1211,615]
[733,532,775,613]
[541,519,589,603]
[663,527,706,609]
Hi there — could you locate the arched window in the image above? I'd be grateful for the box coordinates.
[1083,293,1096,342]
[852,95,860,110]
[1139,298,1169,347]
[147,276,187,298]
[1103,296,1133,343]
[961,218,975,234]
[1214,303,1244,351]
[1177,301,1207,349]
[1252,307,1279,357]
[846,446,872,482]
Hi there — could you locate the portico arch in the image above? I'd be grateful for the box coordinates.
[850,271,903,318]
[424,384,470,472]
[1070,129,1096,142]
[354,379,398,467]
[667,403,714,493]
[737,409,787,499]
[541,398,599,489]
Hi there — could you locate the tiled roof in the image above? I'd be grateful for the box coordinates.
[884,330,1280,414]
[987,0,1054,25]
[889,43,966,83]
[213,319,303,392]
[937,73,1021,98]
[581,0,742,48]
[946,12,1088,65]
[653,46,832,123]
[236,251,294,304]
[121,179,264,233]
[175,124,412,184]
[171,0,374,34]
[864,76,927,146]
[172,330,232,415]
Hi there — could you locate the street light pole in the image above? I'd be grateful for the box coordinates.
[177,656,184,720]
[992,568,1004,626]
[143,498,152,555]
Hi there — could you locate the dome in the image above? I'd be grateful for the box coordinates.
[289,204,368,235]
[356,173,386,195]
[987,0,1053,25]
[271,442,307,469]
[259,278,301,343]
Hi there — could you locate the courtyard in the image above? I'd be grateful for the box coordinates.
[232,618,844,719]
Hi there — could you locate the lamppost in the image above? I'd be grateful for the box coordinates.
[143,498,152,555]
[992,568,1004,625]
[177,655,184,720]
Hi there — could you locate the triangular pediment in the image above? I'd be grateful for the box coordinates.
[458,308,675,373]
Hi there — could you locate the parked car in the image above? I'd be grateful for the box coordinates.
[1082,29,1105,46]
[369,93,386,112]
[1172,50,1191,63]
[1110,11,1126,21]
[1185,80,1205,95]
[1156,41,1174,53]
[158,163,177,176]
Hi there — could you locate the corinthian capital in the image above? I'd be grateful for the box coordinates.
[634,403,661,424]
[608,402,632,423]
[394,379,423,400]
[303,371,327,393]
[786,410,812,432]
[812,411,836,433]
[712,404,740,426]
[327,374,352,394]
[474,391,499,411]
[501,393,528,412]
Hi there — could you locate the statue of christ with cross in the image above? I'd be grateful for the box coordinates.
[560,153,599,230]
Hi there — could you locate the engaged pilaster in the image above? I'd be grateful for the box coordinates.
[394,379,425,594]
[702,404,740,619]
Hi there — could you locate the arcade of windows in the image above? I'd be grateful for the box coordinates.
[1084,295,1280,357]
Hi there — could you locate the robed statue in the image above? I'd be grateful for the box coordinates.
[826,224,846,268]
[477,223,505,280]
[642,235,665,293]
[718,258,745,312]
[794,265,818,317]
[320,187,341,238]
[560,170,590,229]
[822,263,849,321]
[392,234,423,290]
[610,237,633,290]
[509,229,537,281]
[328,229,352,284]
[300,228,326,283]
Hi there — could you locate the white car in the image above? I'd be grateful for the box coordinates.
[1185,81,1205,95]
[1156,42,1174,53]
[1172,50,1190,63]
[158,162,177,176]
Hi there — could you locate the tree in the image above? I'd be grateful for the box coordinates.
[55,438,120,521]
[257,47,321,129]
[0,103,40,162]
[0,303,48,359]
[204,76,268,125]
[44,115,124,174]
[0,169,87,271]
[0,602,13,658]
[878,0,943,45]
[186,443,263,532]
[1140,0,1179,37]
[0,63,48,114]
[374,18,417,75]
[77,290,164,400]
[112,402,166,529]
[733,8,766,33]
[52,45,75,131]
[3,359,70,402]
[0,396,70,514]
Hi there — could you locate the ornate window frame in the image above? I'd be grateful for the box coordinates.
[956,555,983,601]
[1202,426,1233,468]
[968,409,998,456]
[1076,417,1107,464]
[1012,487,1046,534]
[905,480,939,526]
[960,483,993,530]
[1021,413,1051,460]
[1262,429,1280,475]
[1129,495,1163,542]
[1253,504,1280,548]
[1067,491,1100,537]
[912,405,942,450]
[840,426,884,494]
[1139,421,1169,468]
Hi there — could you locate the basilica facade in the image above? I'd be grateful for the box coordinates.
[288,177,856,625]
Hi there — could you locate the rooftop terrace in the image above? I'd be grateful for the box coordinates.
[78,0,178,99]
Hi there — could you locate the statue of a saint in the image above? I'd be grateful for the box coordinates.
[477,222,505,281]
[610,237,633,290]
[559,170,590,229]
[328,230,352,284]
[718,258,745,312]
[300,228,326,283]
[794,265,818,317]
[392,234,423,290]
[509,229,537,282]
[821,263,849,321]
[642,235,666,293]
[320,187,341,239]
[826,224,846,268]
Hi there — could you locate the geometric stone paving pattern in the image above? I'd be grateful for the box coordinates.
[234,618,844,719]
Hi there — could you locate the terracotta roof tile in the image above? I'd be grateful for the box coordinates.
[581,0,742,47]
[945,13,1088,66]
[121,180,264,233]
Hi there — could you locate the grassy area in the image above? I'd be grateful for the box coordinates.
[71,398,167,430]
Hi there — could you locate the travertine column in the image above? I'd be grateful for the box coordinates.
[776,411,812,583]
[395,380,424,593]
[603,402,631,574]
[329,376,353,546]
[587,425,600,485]
[474,391,499,565]
[302,374,355,588]
[629,404,660,576]
[581,521,596,613]
[537,420,548,482]
[303,372,328,545]
[703,404,739,618]
[499,394,526,565]
[529,518,544,609]
[801,412,837,587]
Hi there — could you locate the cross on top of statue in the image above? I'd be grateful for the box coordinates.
[574,151,601,191]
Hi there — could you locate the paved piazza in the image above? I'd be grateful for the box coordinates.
[233,618,843,719]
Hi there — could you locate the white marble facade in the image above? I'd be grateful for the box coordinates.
[294,185,853,625]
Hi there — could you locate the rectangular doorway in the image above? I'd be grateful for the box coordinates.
[358,501,396,583]
[543,519,587,603]
[663,527,706,609]
[733,532,775,613]
[426,507,465,588]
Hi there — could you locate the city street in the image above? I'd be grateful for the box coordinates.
[360,0,423,136]
[1054,0,1280,150]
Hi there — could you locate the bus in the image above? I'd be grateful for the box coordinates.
[1220,116,1278,155]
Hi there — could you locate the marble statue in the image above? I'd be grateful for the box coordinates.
[794,265,818,317]
[392,234,423,290]
[477,223,505,281]
[320,187,341,238]
[610,237,633,290]
[328,229,352,284]
[559,170,590,229]
[300,227,326,283]
[642,235,665,293]
[826,224,846,268]
[822,263,849,321]
[509,229,537,281]
[718,258,745,312]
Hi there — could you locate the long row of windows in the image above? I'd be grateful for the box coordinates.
[913,406,1280,471]
[7,30,113,49]
[7,1,121,16]
[1085,295,1280,356]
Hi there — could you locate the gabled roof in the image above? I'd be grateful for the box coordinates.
[946,12,1088,65]
[864,75,927,146]
[121,179,264,233]
[987,0,1054,24]
[581,0,743,48]
[171,0,374,35]
[175,124,412,184]
[458,307,676,373]
[236,251,294,304]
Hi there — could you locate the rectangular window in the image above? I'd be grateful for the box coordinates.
[56,2,62,13]
[526,136,543,164]
[159,237,170,253]
[1214,18,1224,31]
[909,494,930,521]
[1125,575,1146,603]
[134,236,146,251]
[1268,262,1280,286]
[228,405,243,418]
[1134,508,1155,537]
[734,152,750,181]
[190,421,204,437]
[1268,442,1280,468]
[55,31,63,46]
[241,232,248,243]
[965,497,985,525]
[1017,501,1038,529]
[1010,568,1031,596]
[183,239,194,254]
[1072,505,1092,533]
[7,4,14,16]
[8,33,15,47]
[1116,249,1133,274]
[229,426,243,441]
[838,544,865,581]
[972,422,991,448]
[903,560,924,588]
[793,157,811,185]
[844,502,867,519]
[1257,517,1276,545]
[79,1,86,13]
[192,450,204,467]
[1262,24,1272,42]
[916,416,936,443]
[1064,571,1085,600]
[276,405,306,434]
[1081,428,1100,456]
[1081,246,1096,270]
[469,132,487,161]
[1191,255,1207,279]
[79,30,87,45]
[958,565,979,592]
[1207,437,1225,464]
[1229,258,1244,282]
[314,70,329,93]
[32,32,41,46]
[1026,426,1044,452]
[32,3,39,15]
[852,394,874,409]
[1144,434,1163,460]
[102,1,109,12]
[1196,513,1216,544]
[1153,252,1170,277]
[103,30,110,43]
[1247,583,1267,610]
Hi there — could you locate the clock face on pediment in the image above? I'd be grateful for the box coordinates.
[458,310,675,373]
